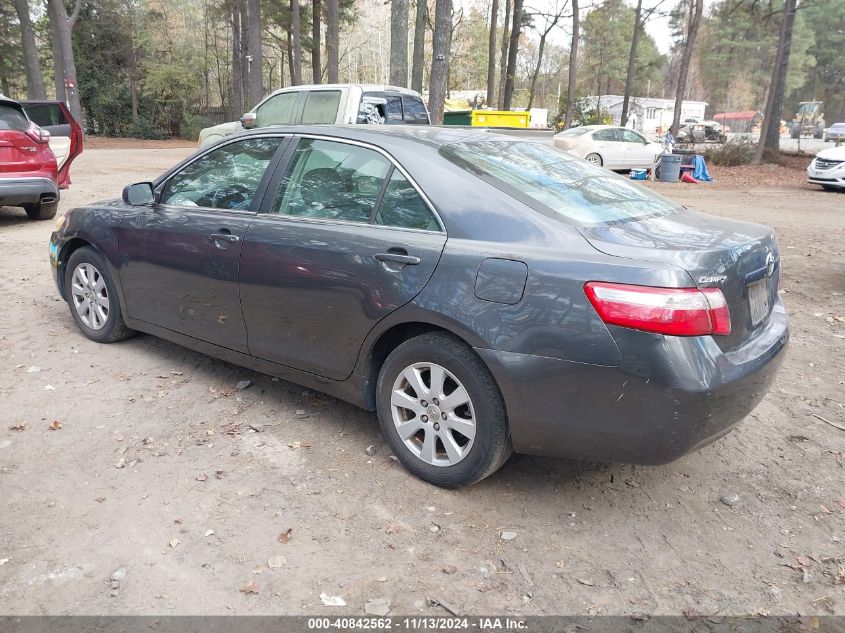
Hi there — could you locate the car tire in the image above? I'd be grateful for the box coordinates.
[24,199,58,221]
[821,185,842,192]
[376,332,512,488]
[65,247,135,343]
[585,153,603,166]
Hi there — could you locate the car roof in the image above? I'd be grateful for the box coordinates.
[264,83,422,99]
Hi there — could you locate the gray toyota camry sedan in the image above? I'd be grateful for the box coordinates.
[49,126,788,487]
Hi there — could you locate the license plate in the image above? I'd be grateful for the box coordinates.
[748,280,770,326]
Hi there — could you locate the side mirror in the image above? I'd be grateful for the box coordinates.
[240,112,257,129]
[122,182,155,206]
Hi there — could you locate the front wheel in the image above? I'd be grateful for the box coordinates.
[376,332,512,487]
[65,247,135,343]
[584,153,603,166]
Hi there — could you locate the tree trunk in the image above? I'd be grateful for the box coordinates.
[49,10,66,102]
[497,0,510,108]
[13,0,47,100]
[526,32,547,110]
[46,0,82,123]
[326,0,340,82]
[411,0,426,92]
[231,2,244,117]
[247,0,262,104]
[312,0,322,83]
[563,0,578,128]
[428,0,452,124]
[291,0,303,85]
[485,0,498,106]
[670,0,702,137]
[389,0,409,86]
[754,0,796,163]
[502,0,522,111]
[620,0,642,127]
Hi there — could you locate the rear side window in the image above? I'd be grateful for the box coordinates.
[402,97,429,124]
[441,141,679,225]
[24,104,67,127]
[301,90,342,124]
[375,170,438,230]
[385,96,403,123]
[0,105,29,132]
[592,129,620,142]
[256,92,298,127]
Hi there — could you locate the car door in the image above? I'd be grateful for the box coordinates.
[117,135,289,351]
[590,128,623,168]
[239,136,447,380]
[621,129,654,168]
[21,100,83,188]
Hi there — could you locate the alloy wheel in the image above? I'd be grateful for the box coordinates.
[71,263,110,330]
[390,362,476,467]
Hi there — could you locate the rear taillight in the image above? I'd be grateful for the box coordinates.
[25,123,50,144]
[584,281,731,337]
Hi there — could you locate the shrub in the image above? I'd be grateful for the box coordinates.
[702,139,756,166]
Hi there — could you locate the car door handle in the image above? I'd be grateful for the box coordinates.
[208,233,239,243]
[375,253,421,265]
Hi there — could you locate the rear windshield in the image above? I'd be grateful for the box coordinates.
[24,103,67,127]
[555,127,591,137]
[0,104,29,132]
[441,140,679,225]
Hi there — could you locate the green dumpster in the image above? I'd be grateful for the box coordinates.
[443,111,472,126]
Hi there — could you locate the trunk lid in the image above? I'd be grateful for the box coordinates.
[579,209,780,351]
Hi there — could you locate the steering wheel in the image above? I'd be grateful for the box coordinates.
[197,183,253,209]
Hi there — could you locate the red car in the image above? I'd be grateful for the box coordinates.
[0,96,82,220]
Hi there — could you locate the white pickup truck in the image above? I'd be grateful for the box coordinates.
[198,83,430,147]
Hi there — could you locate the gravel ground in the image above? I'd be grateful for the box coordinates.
[1,146,843,617]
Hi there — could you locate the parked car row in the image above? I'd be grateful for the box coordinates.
[0,94,82,220]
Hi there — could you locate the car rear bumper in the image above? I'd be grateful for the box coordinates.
[476,301,789,464]
[0,177,59,207]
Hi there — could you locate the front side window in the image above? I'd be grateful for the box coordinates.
[301,90,342,124]
[622,130,646,144]
[441,141,679,225]
[161,137,283,210]
[375,170,438,230]
[256,92,298,127]
[402,97,430,124]
[271,138,390,223]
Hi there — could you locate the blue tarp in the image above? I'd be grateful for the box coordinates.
[692,155,712,182]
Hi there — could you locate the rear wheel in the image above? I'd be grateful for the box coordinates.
[821,185,843,192]
[585,153,603,166]
[65,247,135,343]
[376,333,512,487]
[24,199,58,221]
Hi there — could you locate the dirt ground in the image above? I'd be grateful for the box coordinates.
[1,144,843,617]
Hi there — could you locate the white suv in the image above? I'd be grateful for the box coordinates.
[198,84,430,147]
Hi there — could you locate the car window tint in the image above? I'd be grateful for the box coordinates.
[161,137,282,210]
[622,130,645,144]
[301,90,342,124]
[402,97,429,124]
[385,96,403,123]
[256,92,297,127]
[442,141,679,225]
[592,129,620,142]
[271,138,390,223]
[0,105,29,132]
[375,170,438,230]
[23,104,66,127]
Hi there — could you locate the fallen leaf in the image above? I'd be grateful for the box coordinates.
[577,578,594,586]
[48,420,62,430]
[796,555,813,568]
[838,500,845,509]
[204,529,214,537]
[555,560,566,569]
[9,422,28,431]
[169,538,181,548]
[43,384,55,391]
[288,441,311,449]
[683,607,704,620]
[267,555,287,569]
[277,528,293,544]
[240,581,259,594]
[196,473,208,481]
[384,522,404,535]
[0,558,8,566]
[95,497,106,503]
[820,504,832,514]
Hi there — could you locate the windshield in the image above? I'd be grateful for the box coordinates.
[440,141,680,225]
